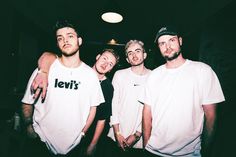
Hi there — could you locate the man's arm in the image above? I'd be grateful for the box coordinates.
[21,103,37,138]
[31,52,57,99]
[202,104,217,156]
[126,105,143,147]
[125,130,142,148]
[82,106,97,136]
[112,123,128,151]
[142,104,152,148]
[86,119,106,155]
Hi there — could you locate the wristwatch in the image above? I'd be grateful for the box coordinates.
[134,133,141,140]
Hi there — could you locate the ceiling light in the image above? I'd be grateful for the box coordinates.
[101,12,123,23]
[101,0,123,23]
[107,39,117,45]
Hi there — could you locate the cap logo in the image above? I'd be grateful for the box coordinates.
[159,27,167,33]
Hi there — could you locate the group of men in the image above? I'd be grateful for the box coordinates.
[21,20,225,157]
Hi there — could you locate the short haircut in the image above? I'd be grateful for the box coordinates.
[53,20,80,37]
[101,49,120,64]
[125,40,146,56]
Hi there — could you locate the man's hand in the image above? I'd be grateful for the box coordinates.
[31,71,48,100]
[115,132,129,151]
[26,124,38,139]
[125,134,139,148]
[86,143,97,156]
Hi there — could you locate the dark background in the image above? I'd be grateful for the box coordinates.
[0,0,235,157]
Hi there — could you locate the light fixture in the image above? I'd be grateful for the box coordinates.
[107,39,125,46]
[107,39,117,45]
[101,0,123,23]
[101,12,123,23]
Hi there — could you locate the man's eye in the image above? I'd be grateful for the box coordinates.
[158,42,164,46]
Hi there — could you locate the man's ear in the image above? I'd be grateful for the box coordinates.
[78,37,82,46]
[126,57,130,63]
[179,37,183,46]
[144,52,147,60]
[96,54,101,60]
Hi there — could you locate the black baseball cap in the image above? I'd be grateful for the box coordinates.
[154,26,179,43]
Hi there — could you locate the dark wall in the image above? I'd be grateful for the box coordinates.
[0,3,54,118]
[198,3,236,157]
[0,1,235,156]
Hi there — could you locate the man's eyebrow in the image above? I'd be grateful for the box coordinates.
[135,48,142,51]
[65,32,77,36]
[127,48,142,53]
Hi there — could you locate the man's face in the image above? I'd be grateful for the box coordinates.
[157,35,182,61]
[56,27,81,56]
[95,51,117,75]
[126,43,146,66]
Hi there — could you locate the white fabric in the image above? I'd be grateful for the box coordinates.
[107,67,151,148]
[139,60,225,156]
[22,59,104,155]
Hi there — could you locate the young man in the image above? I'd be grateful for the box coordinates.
[28,49,119,157]
[140,26,225,157]
[21,20,104,157]
[82,49,119,157]
[106,40,151,157]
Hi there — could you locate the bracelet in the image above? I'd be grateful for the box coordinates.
[81,131,85,137]
[115,131,121,136]
[37,69,48,74]
[134,133,141,140]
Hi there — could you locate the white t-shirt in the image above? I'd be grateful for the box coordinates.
[107,67,151,148]
[22,59,104,155]
[139,60,225,156]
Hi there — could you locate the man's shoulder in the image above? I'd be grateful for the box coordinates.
[114,67,130,75]
[152,64,165,73]
[80,62,98,75]
[101,78,113,89]
[187,60,212,71]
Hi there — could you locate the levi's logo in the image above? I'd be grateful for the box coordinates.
[54,78,81,90]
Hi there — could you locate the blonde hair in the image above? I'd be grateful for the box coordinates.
[101,49,120,64]
[125,40,146,56]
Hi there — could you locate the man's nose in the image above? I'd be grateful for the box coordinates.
[64,38,69,43]
[132,53,137,57]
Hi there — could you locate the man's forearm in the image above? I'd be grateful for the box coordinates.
[142,104,152,148]
[202,104,217,156]
[82,106,97,134]
[90,120,105,145]
[21,103,33,126]
[38,52,57,72]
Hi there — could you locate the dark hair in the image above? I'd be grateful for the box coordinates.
[101,49,120,64]
[53,20,80,37]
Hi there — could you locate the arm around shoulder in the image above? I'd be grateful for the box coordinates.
[38,52,57,72]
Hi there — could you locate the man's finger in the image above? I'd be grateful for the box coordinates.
[33,88,42,99]
[41,87,47,99]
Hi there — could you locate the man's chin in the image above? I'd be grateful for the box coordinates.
[164,51,180,61]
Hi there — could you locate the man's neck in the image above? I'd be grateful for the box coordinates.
[60,54,82,68]
[92,65,106,81]
[97,73,106,81]
[131,64,148,75]
[165,54,186,69]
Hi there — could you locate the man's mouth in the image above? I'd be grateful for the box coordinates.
[63,44,71,49]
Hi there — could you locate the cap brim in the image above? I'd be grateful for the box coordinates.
[154,32,178,43]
